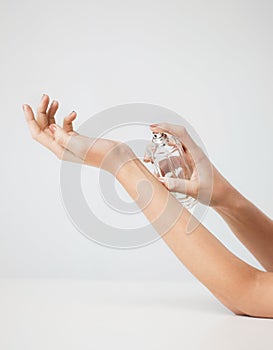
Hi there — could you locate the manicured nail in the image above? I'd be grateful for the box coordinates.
[49,124,57,133]
[22,104,27,111]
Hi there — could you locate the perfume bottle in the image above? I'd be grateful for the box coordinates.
[145,132,197,209]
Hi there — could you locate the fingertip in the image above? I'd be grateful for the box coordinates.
[41,93,49,100]
[65,111,77,120]
[150,124,159,128]
[143,154,151,162]
[22,104,33,120]
[149,124,164,132]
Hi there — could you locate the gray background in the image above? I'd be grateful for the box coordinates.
[1,0,273,279]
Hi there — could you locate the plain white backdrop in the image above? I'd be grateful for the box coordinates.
[1,0,273,280]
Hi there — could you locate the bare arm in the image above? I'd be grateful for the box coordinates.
[23,96,273,318]
[147,123,273,273]
[212,186,273,272]
[114,148,273,318]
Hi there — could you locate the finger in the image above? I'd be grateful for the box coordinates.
[143,142,155,163]
[50,124,82,157]
[47,100,59,125]
[23,105,81,162]
[63,111,77,132]
[158,177,193,196]
[37,94,50,129]
[150,123,203,160]
[143,147,152,162]
[49,124,72,148]
[23,104,42,139]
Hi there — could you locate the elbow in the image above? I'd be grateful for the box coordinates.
[232,309,273,319]
[229,271,273,319]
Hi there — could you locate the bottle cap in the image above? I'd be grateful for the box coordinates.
[152,132,167,144]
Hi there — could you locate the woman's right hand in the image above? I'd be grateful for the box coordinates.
[144,122,232,207]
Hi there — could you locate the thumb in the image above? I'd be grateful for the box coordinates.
[158,177,194,197]
[143,145,153,163]
[49,124,73,149]
[50,124,94,161]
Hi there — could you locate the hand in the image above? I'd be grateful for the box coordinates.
[144,122,231,207]
[23,94,81,161]
[23,94,133,173]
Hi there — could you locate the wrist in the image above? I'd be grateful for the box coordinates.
[208,166,237,209]
[212,181,245,214]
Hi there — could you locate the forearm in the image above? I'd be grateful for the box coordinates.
[212,183,273,272]
[113,148,264,315]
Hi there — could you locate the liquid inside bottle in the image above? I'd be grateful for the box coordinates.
[145,132,196,209]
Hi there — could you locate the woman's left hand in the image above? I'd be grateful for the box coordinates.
[23,94,132,172]
[23,94,81,161]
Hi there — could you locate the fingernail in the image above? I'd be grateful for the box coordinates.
[158,177,165,182]
[41,94,46,101]
[49,124,57,133]
[150,124,158,128]
[22,104,27,111]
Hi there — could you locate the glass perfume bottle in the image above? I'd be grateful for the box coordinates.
[145,132,197,209]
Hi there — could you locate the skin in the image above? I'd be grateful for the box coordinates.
[23,94,273,318]
[146,123,273,272]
